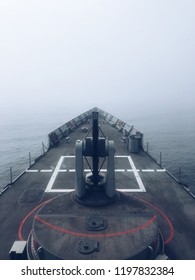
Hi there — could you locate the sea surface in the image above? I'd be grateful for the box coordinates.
[0,109,195,194]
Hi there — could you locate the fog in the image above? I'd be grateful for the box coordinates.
[1,0,195,122]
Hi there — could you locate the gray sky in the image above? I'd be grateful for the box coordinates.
[0,0,195,121]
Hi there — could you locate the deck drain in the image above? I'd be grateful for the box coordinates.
[85,216,107,231]
[77,240,99,254]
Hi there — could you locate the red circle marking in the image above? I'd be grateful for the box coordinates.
[18,196,174,244]
[18,198,53,241]
[135,196,174,244]
[34,214,157,237]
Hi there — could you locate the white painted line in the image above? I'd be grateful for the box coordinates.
[68,169,139,173]
[156,169,166,172]
[117,188,144,192]
[127,155,146,192]
[47,188,145,193]
[45,155,148,193]
[45,156,64,192]
[68,169,108,173]
[48,189,74,193]
[64,155,75,158]
[142,169,155,172]
[115,155,128,158]
[40,170,53,173]
[54,155,134,159]
[26,170,39,173]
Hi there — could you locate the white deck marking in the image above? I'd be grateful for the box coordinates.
[117,189,145,192]
[31,168,165,174]
[48,189,74,193]
[65,155,75,158]
[115,155,128,158]
[127,156,146,192]
[26,155,164,193]
[44,155,149,193]
[69,169,75,172]
[45,156,65,192]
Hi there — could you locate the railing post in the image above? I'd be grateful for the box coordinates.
[179,167,182,183]
[42,142,45,155]
[146,141,149,153]
[29,152,32,167]
[159,152,162,166]
[10,166,13,184]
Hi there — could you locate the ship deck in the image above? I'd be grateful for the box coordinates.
[0,110,195,259]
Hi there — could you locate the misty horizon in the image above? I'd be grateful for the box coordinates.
[0,0,195,123]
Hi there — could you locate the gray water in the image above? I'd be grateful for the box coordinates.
[0,109,195,194]
[127,109,195,192]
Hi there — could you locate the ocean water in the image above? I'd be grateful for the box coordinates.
[0,112,68,190]
[0,109,195,194]
[127,109,195,193]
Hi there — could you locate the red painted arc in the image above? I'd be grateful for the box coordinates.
[18,196,174,244]
[135,196,174,244]
[34,214,157,238]
[18,198,53,241]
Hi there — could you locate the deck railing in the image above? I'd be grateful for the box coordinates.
[0,141,49,195]
[144,141,195,199]
[1,108,194,200]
